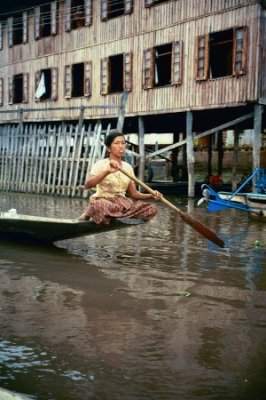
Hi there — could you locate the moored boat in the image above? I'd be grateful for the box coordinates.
[198,168,266,221]
[0,209,145,243]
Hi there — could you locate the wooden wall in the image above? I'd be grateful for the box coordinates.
[0,0,264,123]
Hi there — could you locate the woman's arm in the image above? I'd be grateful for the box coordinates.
[127,181,162,200]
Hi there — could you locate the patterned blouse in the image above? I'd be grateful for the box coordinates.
[89,158,135,199]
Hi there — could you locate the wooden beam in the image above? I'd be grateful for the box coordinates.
[146,112,254,160]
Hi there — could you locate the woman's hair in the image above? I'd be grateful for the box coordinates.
[105,130,124,147]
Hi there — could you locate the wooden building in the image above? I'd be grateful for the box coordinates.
[0,0,265,196]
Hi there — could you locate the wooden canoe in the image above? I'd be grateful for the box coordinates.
[0,210,145,243]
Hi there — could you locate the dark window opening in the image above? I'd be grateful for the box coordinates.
[72,63,84,97]
[40,4,52,37]
[108,0,125,19]
[71,0,85,29]
[13,74,23,103]
[146,0,169,6]
[210,29,233,78]
[40,69,52,100]
[154,43,172,87]
[109,54,123,93]
[13,14,23,45]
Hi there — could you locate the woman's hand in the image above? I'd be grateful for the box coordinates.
[151,190,163,200]
[109,160,121,173]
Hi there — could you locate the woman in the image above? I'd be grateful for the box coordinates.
[79,130,161,224]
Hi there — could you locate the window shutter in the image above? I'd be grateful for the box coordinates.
[84,62,92,96]
[143,48,154,89]
[8,77,13,104]
[172,41,182,85]
[51,68,58,100]
[7,18,13,48]
[51,1,58,35]
[35,71,41,101]
[0,78,3,106]
[65,0,71,31]
[125,0,133,14]
[100,58,109,95]
[34,7,41,40]
[101,0,108,21]
[233,26,247,76]
[195,35,209,80]
[65,65,72,98]
[0,22,3,50]
[22,12,28,43]
[124,52,132,91]
[85,0,93,26]
[23,73,29,103]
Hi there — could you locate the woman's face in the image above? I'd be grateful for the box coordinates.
[108,135,126,158]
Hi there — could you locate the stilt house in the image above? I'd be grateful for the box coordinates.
[0,0,265,196]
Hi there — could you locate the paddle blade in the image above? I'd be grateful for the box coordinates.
[178,209,225,248]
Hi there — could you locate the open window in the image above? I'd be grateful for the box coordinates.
[101,0,133,21]
[145,0,170,6]
[65,0,92,31]
[143,42,182,89]
[195,26,248,80]
[0,78,3,106]
[64,62,92,98]
[8,73,29,104]
[34,2,57,39]
[7,12,28,47]
[35,68,58,101]
[100,53,132,94]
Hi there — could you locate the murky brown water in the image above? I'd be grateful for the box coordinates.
[0,192,266,400]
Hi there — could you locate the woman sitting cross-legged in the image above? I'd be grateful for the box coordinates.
[79,130,162,225]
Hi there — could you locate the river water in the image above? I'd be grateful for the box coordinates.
[0,192,265,400]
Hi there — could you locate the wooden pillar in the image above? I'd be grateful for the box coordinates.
[116,91,129,132]
[207,135,212,177]
[186,111,195,197]
[172,132,179,182]
[138,116,145,184]
[253,104,263,191]
[217,131,224,176]
[78,105,84,134]
[18,108,24,135]
[232,129,239,191]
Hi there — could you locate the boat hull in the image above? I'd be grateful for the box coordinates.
[0,212,145,243]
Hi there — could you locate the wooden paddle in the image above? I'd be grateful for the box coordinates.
[120,167,225,248]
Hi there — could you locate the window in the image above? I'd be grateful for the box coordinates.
[0,22,3,50]
[145,0,170,6]
[34,2,58,39]
[65,0,92,31]
[0,78,3,106]
[100,53,132,94]
[7,12,28,47]
[143,42,182,89]
[35,68,58,101]
[8,73,29,104]
[195,26,247,80]
[101,0,133,21]
[64,62,92,98]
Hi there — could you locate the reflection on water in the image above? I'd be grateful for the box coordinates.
[0,192,266,400]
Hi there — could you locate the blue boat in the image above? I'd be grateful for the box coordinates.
[199,168,266,221]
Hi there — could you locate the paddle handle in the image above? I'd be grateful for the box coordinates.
[121,167,183,215]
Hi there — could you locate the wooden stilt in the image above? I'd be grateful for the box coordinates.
[138,116,145,184]
[186,111,195,197]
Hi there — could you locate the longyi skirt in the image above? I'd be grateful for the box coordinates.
[80,196,158,225]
